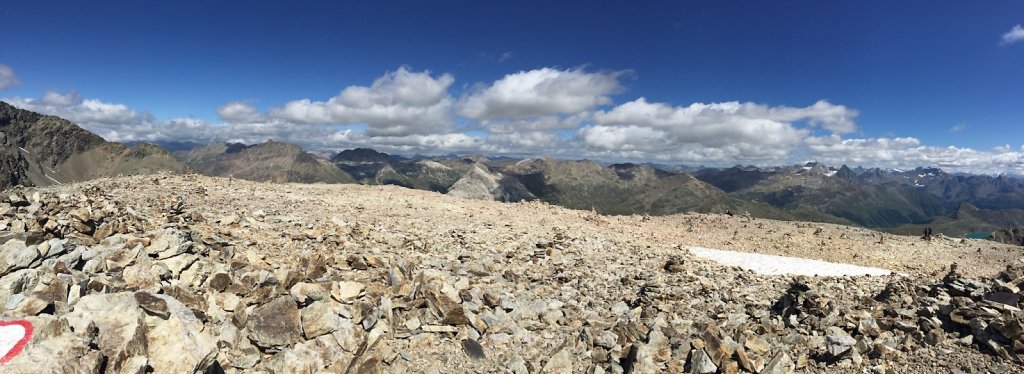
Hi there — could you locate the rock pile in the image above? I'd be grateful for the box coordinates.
[0,174,1021,373]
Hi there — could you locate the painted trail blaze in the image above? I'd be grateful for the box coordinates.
[0,320,33,364]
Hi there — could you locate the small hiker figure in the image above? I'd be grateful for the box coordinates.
[923,227,933,242]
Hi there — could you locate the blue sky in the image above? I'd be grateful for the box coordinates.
[1,1,1023,173]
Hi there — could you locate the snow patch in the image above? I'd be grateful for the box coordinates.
[688,247,893,277]
[45,175,62,185]
[17,147,28,154]
[824,170,837,177]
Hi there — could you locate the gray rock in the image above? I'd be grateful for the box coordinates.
[542,347,574,374]
[1,239,38,276]
[826,326,856,358]
[332,318,364,353]
[301,300,344,338]
[0,268,39,302]
[0,329,99,373]
[291,281,331,304]
[208,272,232,292]
[160,253,198,277]
[147,228,193,259]
[263,342,325,373]
[762,351,794,374]
[463,339,486,359]
[64,292,148,372]
[120,356,149,374]
[248,295,302,348]
[331,280,364,302]
[688,348,717,374]
[145,293,218,373]
[134,291,170,318]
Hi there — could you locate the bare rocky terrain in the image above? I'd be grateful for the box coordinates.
[2,173,1024,373]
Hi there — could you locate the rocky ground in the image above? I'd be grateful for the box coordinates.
[1,173,1023,373]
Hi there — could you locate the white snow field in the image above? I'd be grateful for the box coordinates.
[688,246,894,277]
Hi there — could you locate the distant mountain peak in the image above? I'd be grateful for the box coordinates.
[0,101,185,188]
[331,148,394,163]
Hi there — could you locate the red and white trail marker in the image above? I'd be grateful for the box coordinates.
[0,320,33,364]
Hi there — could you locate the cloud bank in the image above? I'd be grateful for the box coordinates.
[3,66,1022,175]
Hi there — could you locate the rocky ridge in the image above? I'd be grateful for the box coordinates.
[0,174,1022,373]
[0,101,186,189]
[176,141,355,184]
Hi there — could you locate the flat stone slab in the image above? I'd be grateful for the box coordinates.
[688,247,893,277]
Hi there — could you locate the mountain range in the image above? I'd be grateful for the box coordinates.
[2,101,1022,240]
[0,101,184,189]
[176,141,353,184]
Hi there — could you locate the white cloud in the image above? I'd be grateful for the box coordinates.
[949,123,967,133]
[5,91,151,127]
[1001,25,1024,45]
[480,131,569,156]
[0,65,19,90]
[806,135,1024,175]
[458,67,625,119]
[269,67,454,136]
[326,130,485,154]
[217,101,264,123]
[769,100,859,135]
[576,98,860,162]
[481,113,590,134]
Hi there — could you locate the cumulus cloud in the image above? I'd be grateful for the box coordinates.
[806,135,1024,175]
[326,131,484,154]
[269,67,454,136]
[217,101,264,123]
[0,65,19,90]
[4,91,152,127]
[459,67,625,119]
[1001,25,1024,45]
[575,98,858,162]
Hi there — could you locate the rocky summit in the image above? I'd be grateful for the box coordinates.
[1,173,1023,373]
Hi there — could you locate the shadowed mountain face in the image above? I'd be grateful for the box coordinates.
[696,163,1024,233]
[176,141,355,184]
[332,149,468,193]
[884,203,1024,238]
[0,101,185,189]
[331,148,397,163]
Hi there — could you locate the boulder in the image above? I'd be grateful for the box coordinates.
[144,294,218,373]
[542,347,574,374]
[331,280,364,302]
[1,239,38,276]
[301,300,344,338]
[247,295,302,348]
[64,292,148,372]
[262,341,325,373]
